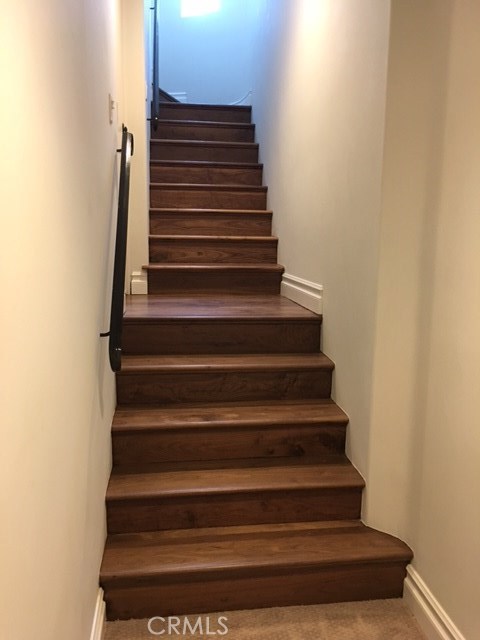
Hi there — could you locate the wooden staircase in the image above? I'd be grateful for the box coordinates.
[100,103,412,620]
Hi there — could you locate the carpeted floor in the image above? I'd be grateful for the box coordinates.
[104,599,426,639]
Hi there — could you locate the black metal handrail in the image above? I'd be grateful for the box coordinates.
[151,0,160,128]
[101,126,134,372]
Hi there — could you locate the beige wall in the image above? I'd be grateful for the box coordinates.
[121,0,149,290]
[252,0,391,476]
[252,0,480,637]
[367,1,480,637]
[0,1,121,638]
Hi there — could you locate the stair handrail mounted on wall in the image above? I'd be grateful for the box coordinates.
[101,125,134,372]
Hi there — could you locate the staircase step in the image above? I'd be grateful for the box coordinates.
[122,294,320,354]
[150,140,259,163]
[112,399,347,466]
[149,208,272,237]
[101,520,413,619]
[150,183,267,210]
[100,105,414,618]
[149,160,263,186]
[116,352,333,405]
[105,462,364,534]
[151,120,255,143]
[148,234,277,264]
[146,263,284,295]
[158,103,252,123]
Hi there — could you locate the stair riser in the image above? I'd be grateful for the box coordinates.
[149,164,263,186]
[148,239,277,264]
[158,105,251,123]
[150,212,272,236]
[150,188,267,210]
[122,320,320,355]
[147,270,282,295]
[152,123,255,143]
[116,369,332,404]
[150,142,258,163]
[103,562,407,620]
[112,425,346,467]
[107,488,362,534]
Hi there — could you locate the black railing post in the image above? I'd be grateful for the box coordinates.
[152,0,160,129]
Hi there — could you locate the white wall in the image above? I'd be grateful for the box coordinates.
[366,2,480,638]
[252,1,480,638]
[0,1,121,638]
[251,0,391,477]
[121,0,149,291]
[158,0,262,104]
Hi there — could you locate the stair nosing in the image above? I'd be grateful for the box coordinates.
[101,551,410,583]
[153,119,255,130]
[106,463,365,502]
[148,234,278,242]
[119,353,333,375]
[159,103,251,112]
[149,207,273,215]
[149,183,267,192]
[112,418,346,433]
[150,160,263,169]
[112,401,348,433]
[144,263,284,270]
[151,139,259,149]
[100,521,412,583]
[123,316,319,326]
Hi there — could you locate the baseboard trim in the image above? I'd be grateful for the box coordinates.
[404,567,466,640]
[130,270,148,295]
[281,273,323,314]
[89,588,106,640]
[169,91,188,103]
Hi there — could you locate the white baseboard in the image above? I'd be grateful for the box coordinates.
[89,588,106,640]
[404,567,466,640]
[229,89,252,106]
[170,91,188,103]
[281,273,323,314]
[130,270,148,294]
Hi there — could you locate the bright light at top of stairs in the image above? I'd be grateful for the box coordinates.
[181,0,221,19]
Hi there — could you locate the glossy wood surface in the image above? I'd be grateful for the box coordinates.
[123,294,318,319]
[119,352,334,372]
[107,463,363,499]
[149,183,267,210]
[149,208,272,236]
[106,462,364,532]
[112,399,346,465]
[152,120,255,143]
[149,161,263,185]
[100,101,412,619]
[101,520,412,618]
[116,358,333,404]
[121,294,320,354]
[158,103,252,123]
[113,398,345,429]
[148,235,277,264]
[102,521,411,580]
[150,139,259,162]
[146,263,283,294]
